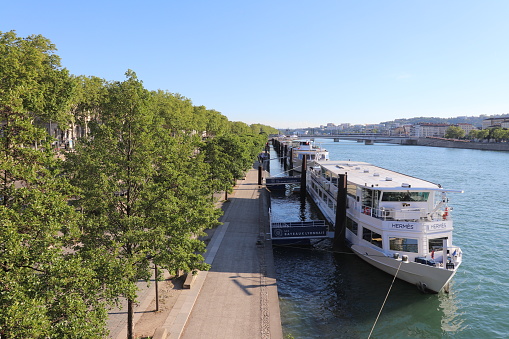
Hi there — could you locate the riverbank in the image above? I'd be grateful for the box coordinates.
[108,162,283,338]
[410,137,509,151]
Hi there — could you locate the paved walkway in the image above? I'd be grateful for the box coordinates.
[107,163,283,339]
[162,164,283,339]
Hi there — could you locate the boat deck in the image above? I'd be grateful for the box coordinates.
[315,160,440,190]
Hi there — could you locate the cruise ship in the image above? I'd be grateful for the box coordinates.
[306,160,463,293]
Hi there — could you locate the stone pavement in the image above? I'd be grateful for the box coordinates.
[108,271,166,339]
[108,163,283,339]
[161,163,283,339]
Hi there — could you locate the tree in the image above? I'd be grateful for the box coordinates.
[477,129,490,140]
[444,126,465,139]
[229,121,252,135]
[0,31,119,338]
[468,129,479,140]
[0,30,75,126]
[203,136,238,197]
[67,71,220,338]
[490,127,509,142]
[203,132,267,196]
[69,75,109,139]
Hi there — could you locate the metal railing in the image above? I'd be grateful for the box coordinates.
[361,205,451,222]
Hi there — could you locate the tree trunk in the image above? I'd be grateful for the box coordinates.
[127,298,134,339]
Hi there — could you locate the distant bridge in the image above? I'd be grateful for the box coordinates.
[307,135,416,145]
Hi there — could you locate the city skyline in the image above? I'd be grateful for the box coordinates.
[277,113,502,130]
[3,1,509,128]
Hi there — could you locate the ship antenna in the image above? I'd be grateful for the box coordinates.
[368,261,403,338]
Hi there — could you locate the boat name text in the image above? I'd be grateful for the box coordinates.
[428,222,448,230]
[390,223,414,230]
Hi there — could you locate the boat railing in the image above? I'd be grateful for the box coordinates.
[309,174,453,222]
[362,205,450,222]
[429,246,462,269]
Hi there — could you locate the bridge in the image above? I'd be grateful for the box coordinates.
[305,134,416,145]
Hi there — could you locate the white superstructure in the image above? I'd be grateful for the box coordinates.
[306,160,463,293]
[290,140,329,172]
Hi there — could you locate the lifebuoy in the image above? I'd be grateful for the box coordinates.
[363,206,371,215]
[443,207,449,220]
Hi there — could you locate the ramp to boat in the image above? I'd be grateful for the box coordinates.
[270,220,328,241]
[265,176,301,185]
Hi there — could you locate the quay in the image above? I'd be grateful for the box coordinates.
[108,162,284,339]
[171,162,283,338]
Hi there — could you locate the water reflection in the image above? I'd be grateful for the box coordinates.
[270,177,463,338]
[275,239,463,338]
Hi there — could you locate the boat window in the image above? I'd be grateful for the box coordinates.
[361,188,373,207]
[381,192,429,202]
[347,182,356,198]
[390,237,418,253]
[362,227,383,248]
[429,237,448,252]
[327,197,334,210]
[346,217,358,236]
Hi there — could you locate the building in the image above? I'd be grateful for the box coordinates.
[457,123,477,135]
[482,117,509,129]
[411,123,450,138]
[390,125,412,136]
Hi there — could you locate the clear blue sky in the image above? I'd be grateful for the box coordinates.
[3,1,509,128]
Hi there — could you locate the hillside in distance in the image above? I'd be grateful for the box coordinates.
[381,113,508,127]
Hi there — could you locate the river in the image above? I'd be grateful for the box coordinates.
[268,139,509,339]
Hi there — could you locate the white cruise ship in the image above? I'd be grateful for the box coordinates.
[306,160,463,293]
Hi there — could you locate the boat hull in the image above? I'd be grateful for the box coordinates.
[350,244,458,293]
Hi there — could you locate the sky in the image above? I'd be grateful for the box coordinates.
[3,1,509,128]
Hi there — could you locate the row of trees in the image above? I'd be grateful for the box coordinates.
[0,30,277,338]
[445,125,509,142]
[468,127,509,142]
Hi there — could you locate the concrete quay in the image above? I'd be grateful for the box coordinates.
[107,162,283,339]
[154,163,282,339]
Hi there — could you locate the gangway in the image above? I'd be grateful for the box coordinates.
[270,220,329,241]
[265,176,301,186]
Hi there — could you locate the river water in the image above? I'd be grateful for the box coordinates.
[268,139,509,339]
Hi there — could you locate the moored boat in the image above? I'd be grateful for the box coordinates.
[289,140,329,171]
[306,160,463,293]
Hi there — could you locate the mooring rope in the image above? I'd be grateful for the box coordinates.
[367,260,403,339]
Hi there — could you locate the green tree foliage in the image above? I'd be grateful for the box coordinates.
[67,71,157,339]
[203,132,267,195]
[478,129,490,140]
[69,75,108,137]
[0,31,120,338]
[444,126,465,139]
[1,31,276,338]
[0,30,75,125]
[203,136,239,195]
[66,71,221,338]
[193,105,230,137]
[229,121,252,135]
[469,128,489,140]
[489,127,509,142]
[467,129,479,140]
[151,90,197,132]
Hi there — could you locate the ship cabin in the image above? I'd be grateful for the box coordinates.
[307,160,463,266]
[291,140,329,164]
